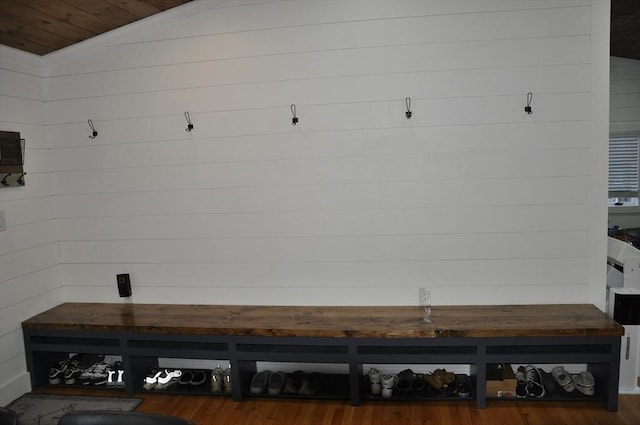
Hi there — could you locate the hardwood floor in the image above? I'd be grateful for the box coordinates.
[36,387,640,425]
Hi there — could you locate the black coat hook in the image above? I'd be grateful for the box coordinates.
[184,111,194,132]
[291,104,298,125]
[1,173,11,186]
[88,119,98,139]
[525,92,533,114]
[17,172,26,186]
[405,97,412,119]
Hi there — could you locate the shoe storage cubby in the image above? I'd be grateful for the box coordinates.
[486,363,604,402]
[22,303,624,411]
[125,334,233,397]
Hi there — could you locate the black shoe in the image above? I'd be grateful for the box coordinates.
[48,360,68,384]
[267,371,286,395]
[396,369,414,392]
[515,366,527,398]
[250,370,271,394]
[525,365,545,398]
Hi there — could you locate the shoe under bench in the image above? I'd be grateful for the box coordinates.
[22,302,624,410]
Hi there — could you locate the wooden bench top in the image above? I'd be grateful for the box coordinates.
[22,303,623,339]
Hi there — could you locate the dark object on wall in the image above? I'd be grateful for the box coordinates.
[405,97,412,119]
[524,92,533,114]
[117,274,132,297]
[88,119,98,139]
[0,131,25,187]
[184,111,193,131]
[58,411,194,425]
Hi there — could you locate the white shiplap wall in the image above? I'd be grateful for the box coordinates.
[39,0,609,307]
[0,47,63,405]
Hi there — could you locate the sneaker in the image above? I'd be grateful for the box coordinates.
[268,371,286,395]
[89,362,112,386]
[574,371,595,396]
[155,369,182,390]
[191,370,207,387]
[424,371,443,390]
[368,368,381,384]
[515,366,527,398]
[211,364,224,393]
[381,373,397,389]
[143,369,162,390]
[396,369,414,392]
[250,370,271,394]
[551,366,575,392]
[64,365,82,384]
[48,360,68,384]
[223,365,232,394]
[524,365,545,398]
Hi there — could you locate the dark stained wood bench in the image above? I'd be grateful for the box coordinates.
[22,303,624,410]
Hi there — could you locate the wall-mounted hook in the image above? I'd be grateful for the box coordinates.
[291,104,298,125]
[1,173,11,186]
[184,111,194,132]
[525,92,533,114]
[17,172,26,186]
[88,119,98,139]
[405,97,412,119]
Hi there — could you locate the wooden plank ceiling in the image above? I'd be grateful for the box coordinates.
[0,0,192,56]
[0,0,638,59]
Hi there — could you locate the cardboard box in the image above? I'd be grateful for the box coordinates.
[486,364,518,398]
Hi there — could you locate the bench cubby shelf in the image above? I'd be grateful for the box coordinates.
[22,303,623,411]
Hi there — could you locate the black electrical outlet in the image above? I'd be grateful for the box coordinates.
[116,273,132,297]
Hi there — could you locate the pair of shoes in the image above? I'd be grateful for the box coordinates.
[298,372,325,396]
[53,353,97,384]
[424,368,455,391]
[144,369,161,390]
[77,360,113,386]
[178,370,207,387]
[396,369,414,392]
[573,371,595,396]
[283,370,305,394]
[268,371,287,395]
[63,353,105,385]
[48,360,70,384]
[551,366,575,392]
[155,369,183,390]
[107,361,125,388]
[250,370,272,394]
[281,370,322,396]
[210,364,232,393]
[519,365,545,398]
[143,369,182,390]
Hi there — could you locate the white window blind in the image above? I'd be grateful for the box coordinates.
[609,137,640,197]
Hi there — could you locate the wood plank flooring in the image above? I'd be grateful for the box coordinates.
[37,387,640,425]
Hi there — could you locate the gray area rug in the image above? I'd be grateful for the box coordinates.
[6,393,141,425]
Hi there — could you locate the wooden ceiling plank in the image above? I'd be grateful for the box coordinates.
[2,0,97,44]
[11,0,107,38]
[144,0,192,10]
[104,0,164,19]
[62,0,143,29]
[0,30,52,55]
